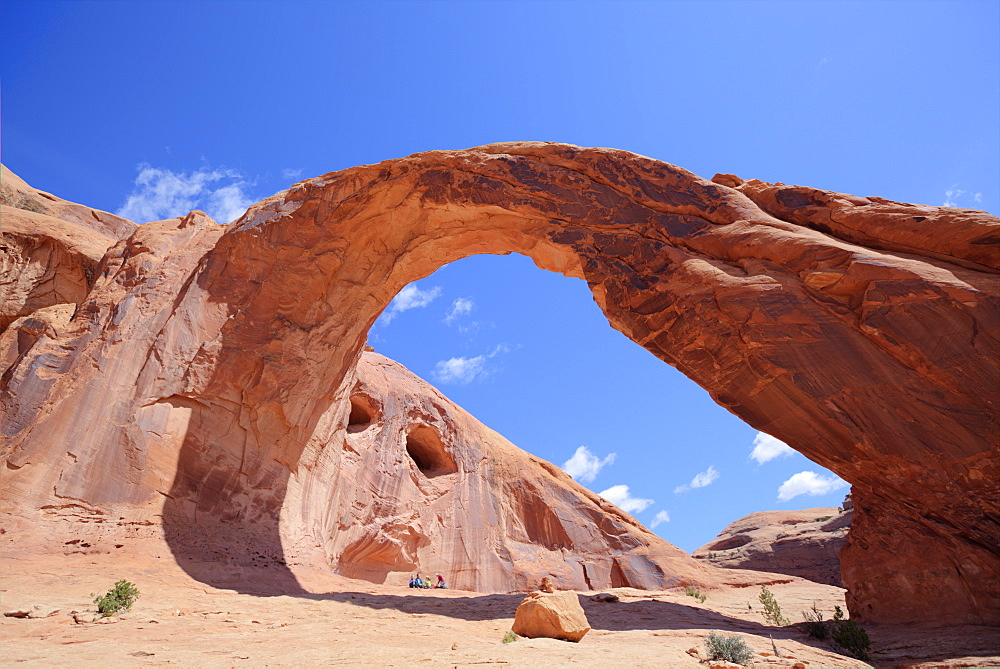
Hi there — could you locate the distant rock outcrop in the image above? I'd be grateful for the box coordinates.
[693,503,852,587]
[2,143,997,626]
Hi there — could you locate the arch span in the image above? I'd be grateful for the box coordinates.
[2,143,997,624]
[163,143,997,623]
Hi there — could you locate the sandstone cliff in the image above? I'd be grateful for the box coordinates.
[693,505,851,587]
[2,144,997,625]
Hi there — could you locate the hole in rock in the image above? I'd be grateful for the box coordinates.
[347,394,379,432]
[405,425,457,477]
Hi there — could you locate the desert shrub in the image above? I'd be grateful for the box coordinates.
[91,580,140,617]
[815,516,832,522]
[758,585,789,626]
[832,619,871,661]
[801,602,829,639]
[502,631,519,644]
[684,585,707,603]
[705,631,753,664]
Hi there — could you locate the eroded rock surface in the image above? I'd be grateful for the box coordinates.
[693,506,851,587]
[2,144,997,625]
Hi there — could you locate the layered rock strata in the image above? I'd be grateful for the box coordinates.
[1,144,997,625]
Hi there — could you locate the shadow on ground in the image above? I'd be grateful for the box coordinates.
[289,589,1000,665]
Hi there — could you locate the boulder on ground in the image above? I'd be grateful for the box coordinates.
[511,591,591,642]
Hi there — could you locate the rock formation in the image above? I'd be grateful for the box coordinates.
[0,164,757,595]
[303,349,729,592]
[1,143,997,626]
[512,590,592,642]
[693,505,851,587]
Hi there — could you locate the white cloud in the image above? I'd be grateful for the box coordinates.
[207,183,255,226]
[974,192,983,203]
[750,432,794,465]
[444,297,475,325]
[674,465,719,494]
[431,355,487,384]
[650,510,670,528]
[429,343,510,385]
[562,446,616,483]
[117,163,257,224]
[777,471,848,502]
[943,184,963,207]
[282,168,304,180]
[377,284,442,325]
[598,484,653,514]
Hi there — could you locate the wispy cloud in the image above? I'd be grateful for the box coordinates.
[117,163,257,224]
[944,184,964,207]
[430,344,509,385]
[943,184,983,208]
[432,355,487,384]
[674,465,719,494]
[444,297,475,325]
[281,168,304,180]
[777,470,848,502]
[750,432,794,465]
[562,446,616,483]
[650,510,670,528]
[377,284,442,326]
[598,484,653,514]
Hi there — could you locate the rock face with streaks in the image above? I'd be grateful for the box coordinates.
[1,144,997,625]
[693,505,851,587]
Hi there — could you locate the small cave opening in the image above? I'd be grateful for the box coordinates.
[347,394,380,432]
[405,425,457,477]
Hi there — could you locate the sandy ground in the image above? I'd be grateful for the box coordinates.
[3,549,998,668]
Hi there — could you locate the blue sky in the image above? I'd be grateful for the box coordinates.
[3,0,997,552]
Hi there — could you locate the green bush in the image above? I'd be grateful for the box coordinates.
[91,580,140,617]
[758,585,789,626]
[502,631,519,644]
[684,585,707,603]
[705,631,753,664]
[832,619,871,661]
[801,602,829,639]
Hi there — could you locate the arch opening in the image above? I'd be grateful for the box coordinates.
[347,393,379,432]
[405,425,457,477]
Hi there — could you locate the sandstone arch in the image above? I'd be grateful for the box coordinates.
[1,144,996,624]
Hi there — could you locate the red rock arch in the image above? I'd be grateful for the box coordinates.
[3,143,997,624]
